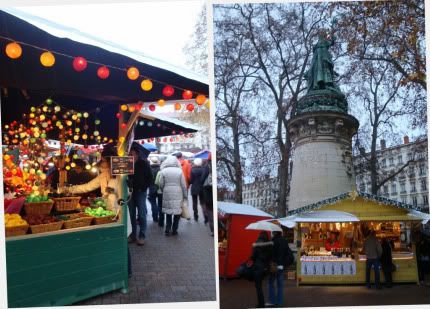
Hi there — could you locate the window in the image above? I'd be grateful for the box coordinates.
[400,182,406,193]
[408,152,413,161]
[409,166,415,176]
[398,155,403,165]
[419,165,426,176]
[359,184,365,192]
[410,181,416,193]
[401,196,408,204]
[391,183,397,194]
[384,185,389,194]
[389,157,394,166]
[422,179,427,191]
[412,196,418,206]
[381,159,386,168]
[424,195,429,206]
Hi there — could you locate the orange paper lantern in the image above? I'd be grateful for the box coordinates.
[141,79,153,91]
[157,99,166,107]
[174,103,182,111]
[5,42,22,59]
[127,67,140,80]
[40,51,55,67]
[195,94,206,105]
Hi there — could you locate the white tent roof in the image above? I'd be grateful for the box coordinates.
[408,210,430,224]
[138,110,201,132]
[217,202,274,218]
[277,210,360,228]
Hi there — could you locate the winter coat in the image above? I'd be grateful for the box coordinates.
[179,158,191,187]
[69,169,118,211]
[190,166,204,196]
[128,159,153,192]
[364,235,382,259]
[150,164,161,183]
[159,156,187,215]
[251,239,274,271]
[380,239,393,266]
[272,234,290,267]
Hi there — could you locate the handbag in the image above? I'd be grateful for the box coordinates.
[181,199,191,219]
[236,259,255,281]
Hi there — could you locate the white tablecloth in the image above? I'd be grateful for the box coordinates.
[300,259,356,276]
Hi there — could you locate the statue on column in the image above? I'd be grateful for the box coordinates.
[305,33,339,92]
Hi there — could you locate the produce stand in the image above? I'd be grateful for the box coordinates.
[274,191,430,286]
[1,9,207,307]
[217,202,273,279]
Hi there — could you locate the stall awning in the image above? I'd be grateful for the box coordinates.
[217,202,274,218]
[276,210,360,228]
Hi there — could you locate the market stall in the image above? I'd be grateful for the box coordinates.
[275,191,430,286]
[217,202,273,278]
[1,9,208,307]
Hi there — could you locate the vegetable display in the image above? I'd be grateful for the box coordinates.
[84,207,115,217]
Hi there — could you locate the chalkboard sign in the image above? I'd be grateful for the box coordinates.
[110,156,134,175]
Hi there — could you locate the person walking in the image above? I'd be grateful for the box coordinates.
[380,238,393,288]
[189,158,205,222]
[159,156,187,236]
[251,231,273,308]
[267,231,289,307]
[148,156,162,225]
[174,152,191,188]
[201,154,213,232]
[127,143,153,246]
[364,229,382,289]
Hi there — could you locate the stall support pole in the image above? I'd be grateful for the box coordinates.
[296,224,301,287]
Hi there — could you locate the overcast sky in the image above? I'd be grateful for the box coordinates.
[14,1,204,72]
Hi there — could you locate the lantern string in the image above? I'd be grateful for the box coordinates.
[0,35,208,95]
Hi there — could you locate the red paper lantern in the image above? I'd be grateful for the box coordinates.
[162,85,174,97]
[121,123,127,129]
[97,66,110,79]
[186,103,195,112]
[182,90,193,100]
[116,113,121,119]
[149,104,156,112]
[73,57,87,72]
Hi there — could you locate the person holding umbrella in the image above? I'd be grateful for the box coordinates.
[127,142,153,246]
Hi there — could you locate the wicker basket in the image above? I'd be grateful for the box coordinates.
[93,215,116,225]
[63,215,93,229]
[5,224,29,237]
[30,221,63,234]
[53,197,81,212]
[24,201,54,216]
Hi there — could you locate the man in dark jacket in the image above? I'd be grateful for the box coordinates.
[190,158,206,222]
[380,238,393,288]
[252,231,274,308]
[200,155,213,234]
[128,143,153,246]
[267,231,290,306]
[364,229,382,289]
[148,156,163,226]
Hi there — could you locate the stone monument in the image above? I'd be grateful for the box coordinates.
[287,33,359,212]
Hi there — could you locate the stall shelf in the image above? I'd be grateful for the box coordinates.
[1,9,207,307]
[217,202,273,279]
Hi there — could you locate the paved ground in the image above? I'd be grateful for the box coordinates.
[220,278,430,308]
[74,200,216,305]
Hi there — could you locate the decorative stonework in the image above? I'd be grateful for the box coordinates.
[296,89,348,115]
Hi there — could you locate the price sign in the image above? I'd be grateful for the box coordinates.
[110,156,134,175]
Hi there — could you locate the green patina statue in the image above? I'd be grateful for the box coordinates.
[296,31,348,115]
[305,34,338,92]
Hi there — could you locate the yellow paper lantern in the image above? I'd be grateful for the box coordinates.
[85,164,91,170]
[71,162,76,168]
[195,94,206,105]
[157,99,166,107]
[121,104,128,111]
[66,165,71,171]
[128,105,136,113]
[141,79,153,91]
[119,136,125,143]
[206,99,210,108]
[118,148,125,156]
[40,51,55,67]
[5,42,22,59]
[127,67,140,80]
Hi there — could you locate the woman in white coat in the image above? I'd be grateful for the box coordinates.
[159,156,187,236]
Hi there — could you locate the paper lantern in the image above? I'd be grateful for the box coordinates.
[128,105,136,113]
[116,113,121,119]
[149,104,156,111]
[186,103,195,112]
[46,98,53,105]
[127,67,139,80]
[195,94,206,105]
[40,51,55,67]
[120,105,128,111]
[73,57,87,72]
[141,79,153,91]
[5,42,22,59]
[121,123,127,129]
[157,99,166,107]
[162,85,174,97]
[97,66,110,79]
[174,103,182,111]
[182,90,193,100]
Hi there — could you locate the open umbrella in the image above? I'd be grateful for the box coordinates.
[246,221,282,232]
[193,149,211,159]
[142,143,158,152]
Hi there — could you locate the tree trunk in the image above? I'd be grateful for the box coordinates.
[370,120,379,194]
[232,117,243,203]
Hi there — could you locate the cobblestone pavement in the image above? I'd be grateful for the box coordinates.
[220,278,430,308]
[74,201,216,305]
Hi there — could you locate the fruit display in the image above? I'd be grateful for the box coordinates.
[24,214,60,226]
[5,214,28,227]
[84,207,115,217]
[25,194,53,203]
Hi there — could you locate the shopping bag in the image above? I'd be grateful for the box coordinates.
[236,259,255,281]
[181,199,191,219]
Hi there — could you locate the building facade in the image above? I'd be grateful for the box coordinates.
[353,137,428,213]
[242,176,279,215]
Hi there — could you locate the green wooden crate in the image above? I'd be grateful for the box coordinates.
[6,223,128,307]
